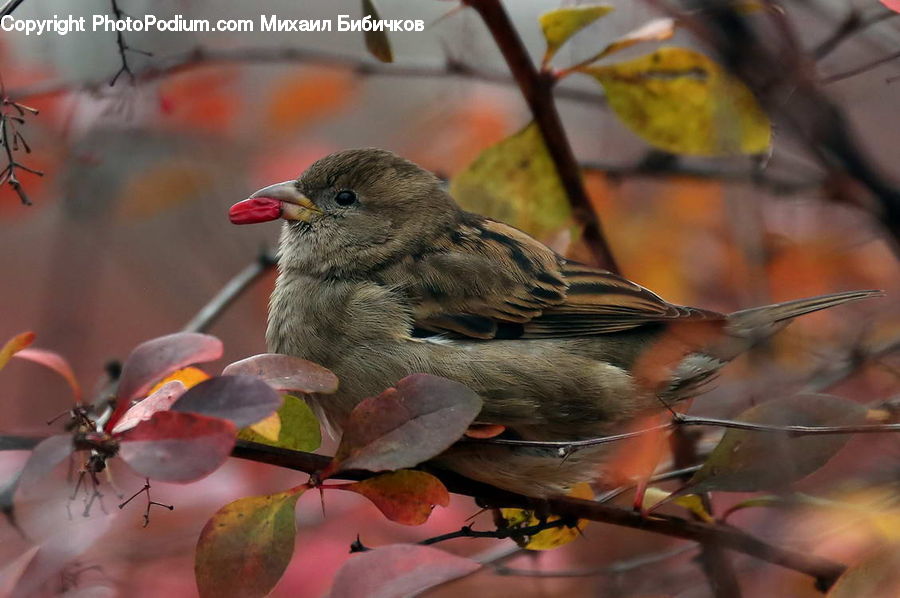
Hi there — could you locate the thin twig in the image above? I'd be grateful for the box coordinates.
[6,45,605,107]
[0,96,43,205]
[466,0,619,272]
[108,0,153,86]
[821,49,900,84]
[581,160,822,196]
[420,518,571,546]
[469,415,900,451]
[811,7,898,61]
[0,0,25,18]
[181,251,276,333]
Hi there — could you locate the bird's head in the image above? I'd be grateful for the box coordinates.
[231,148,459,276]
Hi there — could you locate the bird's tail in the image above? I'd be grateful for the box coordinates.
[718,289,883,359]
[663,290,882,399]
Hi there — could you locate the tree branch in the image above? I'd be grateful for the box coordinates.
[181,251,276,333]
[821,49,900,84]
[581,159,823,196]
[470,415,900,452]
[811,7,897,61]
[230,439,845,591]
[5,45,605,107]
[465,0,619,272]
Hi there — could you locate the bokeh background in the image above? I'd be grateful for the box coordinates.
[0,0,899,596]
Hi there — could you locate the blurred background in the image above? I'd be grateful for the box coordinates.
[0,0,898,596]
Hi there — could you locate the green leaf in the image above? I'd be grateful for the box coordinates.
[238,394,321,453]
[362,0,393,63]
[341,470,449,525]
[450,122,571,239]
[539,4,614,65]
[195,487,305,598]
[684,394,868,494]
[581,46,771,156]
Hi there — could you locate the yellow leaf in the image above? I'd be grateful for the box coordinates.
[501,483,592,550]
[591,18,677,61]
[582,47,771,156]
[539,4,614,65]
[249,413,282,442]
[148,366,210,395]
[0,331,35,372]
[642,487,714,523]
[450,122,571,239]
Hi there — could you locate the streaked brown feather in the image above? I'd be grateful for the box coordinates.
[374,214,724,339]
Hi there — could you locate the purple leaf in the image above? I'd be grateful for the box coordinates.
[118,411,236,483]
[171,375,282,428]
[16,435,74,500]
[332,374,482,474]
[684,394,868,493]
[114,332,223,408]
[111,380,187,434]
[11,515,112,598]
[223,353,338,394]
[329,544,479,598]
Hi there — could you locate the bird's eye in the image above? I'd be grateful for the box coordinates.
[334,190,357,206]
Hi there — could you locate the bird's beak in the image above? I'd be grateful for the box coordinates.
[229,181,322,225]
[250,181,322,222]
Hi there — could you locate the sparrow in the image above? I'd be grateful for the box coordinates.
[230,148,879,497]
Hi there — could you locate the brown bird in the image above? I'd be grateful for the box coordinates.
[230,148,879,497]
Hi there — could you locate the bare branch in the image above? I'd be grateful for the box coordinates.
[821,49,900,84]
[811,7,898,61]
[182,251,276,333]
[6,45,605,107]
[470,415,900,452]
[229,439,845,590]
[465,0,619,272]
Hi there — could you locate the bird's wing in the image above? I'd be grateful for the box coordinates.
[388,216,722,339]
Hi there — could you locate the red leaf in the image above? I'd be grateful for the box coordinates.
[223,353,338,394]
[171,375,282,428]
[0,331,35,371]
[108,333,223,431]
[331,374,482,474]
[111,380,187,434]
[118,411,236,483]
[339,470,449,526]
[195,487,306,598]
[14,348,82,403]
[329,544,479,598]
[881,1,900,14]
